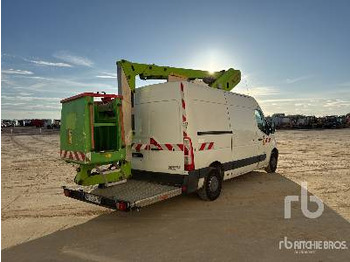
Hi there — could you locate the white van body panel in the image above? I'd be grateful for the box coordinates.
[186,88,232,171]
[132,81,277,187]
[133,82,185,174]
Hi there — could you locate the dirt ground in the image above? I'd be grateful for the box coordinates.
[1,127,350,261]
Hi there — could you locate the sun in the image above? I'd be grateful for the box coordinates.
[186,49,237,73]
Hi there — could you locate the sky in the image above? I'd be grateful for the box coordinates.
[1,0,350,119]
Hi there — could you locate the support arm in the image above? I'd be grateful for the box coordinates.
[116,59,241,92]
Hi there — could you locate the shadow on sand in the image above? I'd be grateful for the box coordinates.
[2,172,350,262]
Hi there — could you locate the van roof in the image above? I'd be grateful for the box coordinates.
[135,81,255,100]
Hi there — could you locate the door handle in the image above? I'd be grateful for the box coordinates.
[132,152,143,158]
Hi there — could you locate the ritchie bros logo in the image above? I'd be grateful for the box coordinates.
[279,237,348,254]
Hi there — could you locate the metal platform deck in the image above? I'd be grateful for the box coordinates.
[63,180,182,211]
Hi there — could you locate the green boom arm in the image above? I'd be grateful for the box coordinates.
[116,59,241,92]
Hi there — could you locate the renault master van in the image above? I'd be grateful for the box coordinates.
[131,81,278,201]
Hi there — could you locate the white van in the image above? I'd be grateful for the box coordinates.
[131,81,278,201]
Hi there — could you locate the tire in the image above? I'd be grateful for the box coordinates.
[197,168,223,201]
[265,150,278,173]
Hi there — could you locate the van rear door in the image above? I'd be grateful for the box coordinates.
[132,99,184,174]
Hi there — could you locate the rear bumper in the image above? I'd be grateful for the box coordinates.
[131,168,211,194]
[131,169,185,186]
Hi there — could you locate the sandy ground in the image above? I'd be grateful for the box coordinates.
[1,127,350,261]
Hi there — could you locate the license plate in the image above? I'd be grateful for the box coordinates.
[85,193,101,204]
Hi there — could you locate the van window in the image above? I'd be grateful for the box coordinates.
[254,109,267,133]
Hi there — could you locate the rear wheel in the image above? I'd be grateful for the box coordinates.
[197,168,223,201]
[265,150,278,173]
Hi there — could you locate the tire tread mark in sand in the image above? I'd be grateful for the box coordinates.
[10,135,43,155]
[29,135,60,159]
[10,135,58,160]
[2,136,58,211]
[2,190,30,211]
[30,135,59,146]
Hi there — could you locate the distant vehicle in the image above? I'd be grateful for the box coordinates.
[323,116,342,129]
[47,120,60,129]
[31,119,44,128]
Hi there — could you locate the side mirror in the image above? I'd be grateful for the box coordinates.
[270,122,276,134]
[266,122,275,135]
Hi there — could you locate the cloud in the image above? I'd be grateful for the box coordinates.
[323,99,350,108]
[2,69,34,75]
[250,86,279,96]
[26,76,52,80]
[259,98,314,103]
[286,75,313,84]
[257,97,350,117]
[96,72,118,79]
[29,60,72,67]
[3,54,73,67]
[236,86,280,97]
[18,92,33,96]
[2,95,61,102]
[53,51,93,67]
[3,74,117,96]
[2,103,61,111]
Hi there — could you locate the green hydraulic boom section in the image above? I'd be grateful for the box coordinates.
[117,59,241,92]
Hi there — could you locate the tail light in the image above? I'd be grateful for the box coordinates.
[63,189,70,197]
[184,137,195,171]
[116,201,128,211]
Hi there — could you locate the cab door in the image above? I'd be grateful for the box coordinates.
[228,105,258,164]
[254,109,269,167]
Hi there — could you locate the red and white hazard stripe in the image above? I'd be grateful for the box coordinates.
[199,142,214,151]
[60,150,88,162]
[132,140,214,152]
[180,82,188,138]
[131,143,150,151]
[132,140,184,152]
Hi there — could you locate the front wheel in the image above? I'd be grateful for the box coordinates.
[197,168,223,201]
[265,150,278,173]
